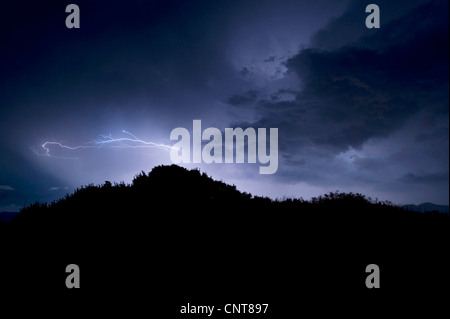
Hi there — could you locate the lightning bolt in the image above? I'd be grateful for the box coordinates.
[37,130,177,159]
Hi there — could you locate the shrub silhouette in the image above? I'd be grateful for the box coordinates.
[12,164,446,233]
[1,165,448,295]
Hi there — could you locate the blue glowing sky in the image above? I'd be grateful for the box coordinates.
[0,0,448,211]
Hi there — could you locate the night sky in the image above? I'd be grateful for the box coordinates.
[1,0,448,212]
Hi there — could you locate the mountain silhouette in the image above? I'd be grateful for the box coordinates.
[0,165,448,310]
[10,165,447,229]
[6,164,447,244]
[402,202,449,214]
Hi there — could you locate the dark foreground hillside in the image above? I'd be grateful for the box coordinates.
[1,165,448,316]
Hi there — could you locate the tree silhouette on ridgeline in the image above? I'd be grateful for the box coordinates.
[2,165,447,294]
[12,164,446,230]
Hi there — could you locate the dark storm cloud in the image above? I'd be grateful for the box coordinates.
[0,0,341,121]
[414,127,449,143]
[399,172,449,185]
[310,0,431,50]
[269,89,298,102]
[1,0,349,209]
[1,0,448,206]
[226,89,299,108]
[352,157,386,172]
[0,0,244,208]
[222,0,448,204]
[232,0,448,156]
[226,90,261,106]
[0,0,234,114]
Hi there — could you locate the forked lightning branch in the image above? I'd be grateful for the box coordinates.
[36,121,279,174]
